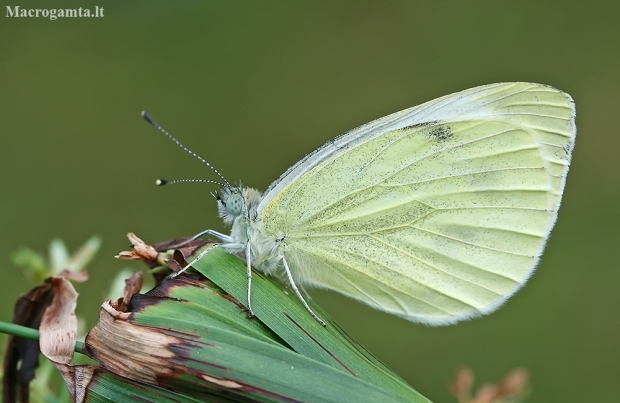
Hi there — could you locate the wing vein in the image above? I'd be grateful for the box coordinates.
[304,242,476,312]
[297,126,540,225]
[368,234,512,293]
[407,224,540,256]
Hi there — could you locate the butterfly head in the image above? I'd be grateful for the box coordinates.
[215,185,245,224]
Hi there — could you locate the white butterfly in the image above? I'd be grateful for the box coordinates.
[144,82,576,326]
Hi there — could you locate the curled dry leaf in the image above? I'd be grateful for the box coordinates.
[3,281,55,403]
[39,277,78,365]
[123,271,143,305]
[115,232,209,275]
[115,232,159,262]
[114,271,143,312]
[56,365,98,403]
[115,232,212,287]
[3,276,81,403]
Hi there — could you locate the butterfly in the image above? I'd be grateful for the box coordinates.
[143,82,576,326]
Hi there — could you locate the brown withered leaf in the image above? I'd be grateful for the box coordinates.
[84,301,179,385]
[115,232,160,262]
[55,364,97,403]
[116,232,211,284]
[39,277,78,365]
[113,272,143,312]
[3,280,55,403]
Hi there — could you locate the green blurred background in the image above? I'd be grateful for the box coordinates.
[1,1,618,402]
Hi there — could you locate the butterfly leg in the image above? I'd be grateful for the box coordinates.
[194,229,233,243]
[281,257,326,327]
[171,242,222,277]
[168,229,233,249]
[245,241,255,317]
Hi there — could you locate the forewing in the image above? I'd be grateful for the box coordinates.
[259,83,575,324]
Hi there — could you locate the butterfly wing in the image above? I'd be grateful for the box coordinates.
[257,83,576,325]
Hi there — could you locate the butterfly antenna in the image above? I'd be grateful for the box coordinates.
[142,111,231,188]
[156,178,226,187]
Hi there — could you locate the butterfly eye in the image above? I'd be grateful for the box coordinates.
[225,193,243,216]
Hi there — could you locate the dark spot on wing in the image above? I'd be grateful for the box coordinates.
[428,126,453,141]
[400,121,453,141]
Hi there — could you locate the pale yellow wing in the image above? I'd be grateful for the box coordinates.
[258,83,575,324]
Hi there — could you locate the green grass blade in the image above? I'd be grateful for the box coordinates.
[189,246,428,402]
